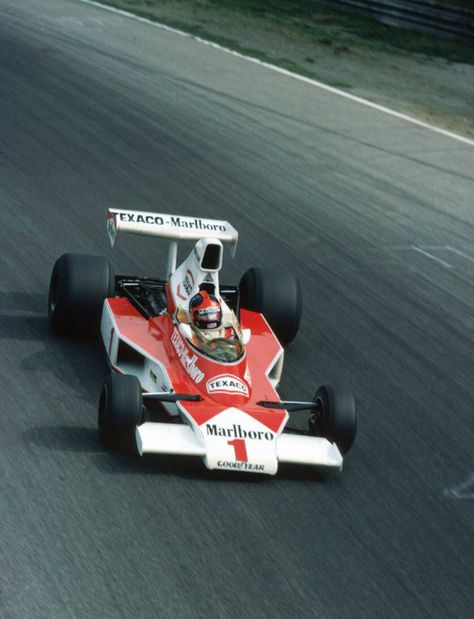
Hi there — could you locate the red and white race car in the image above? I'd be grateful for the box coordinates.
[48,210,357,475]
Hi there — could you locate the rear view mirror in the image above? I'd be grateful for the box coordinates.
[242,329,251,345]
[179,323,193,341]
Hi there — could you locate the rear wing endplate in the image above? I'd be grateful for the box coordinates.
[107,209,238,257]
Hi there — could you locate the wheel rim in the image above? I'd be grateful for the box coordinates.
[308,395,323,435]
[49,272,59,315]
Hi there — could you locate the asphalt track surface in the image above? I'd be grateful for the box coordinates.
[1,1,474,617]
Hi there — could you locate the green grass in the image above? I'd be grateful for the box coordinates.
[432,0,473,10]
[327,80,354,88]
[202,0,474,63]
[102,0,474,65]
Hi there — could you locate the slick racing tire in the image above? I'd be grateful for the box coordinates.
[310,385,357,455]
[239,267,302,346]
[48,253,115,335]
[98,373,143,454]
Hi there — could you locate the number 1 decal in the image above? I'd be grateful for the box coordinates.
[227,438,248,462]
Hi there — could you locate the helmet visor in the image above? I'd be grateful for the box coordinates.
[194,306,222,329]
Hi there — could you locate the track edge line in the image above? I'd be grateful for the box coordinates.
[77,0,474,148]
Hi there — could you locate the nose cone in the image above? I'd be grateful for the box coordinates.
[204,374,251,406]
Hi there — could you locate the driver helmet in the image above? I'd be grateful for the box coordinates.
[189,290,222,330]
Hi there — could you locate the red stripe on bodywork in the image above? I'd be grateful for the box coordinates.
[106,299,287,432]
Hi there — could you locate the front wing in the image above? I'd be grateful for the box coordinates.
[136,422,343,474]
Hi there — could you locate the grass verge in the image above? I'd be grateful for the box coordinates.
[89,0,474,137]
[102,0,474,64]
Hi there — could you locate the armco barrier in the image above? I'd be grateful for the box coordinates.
[319,0,474,38]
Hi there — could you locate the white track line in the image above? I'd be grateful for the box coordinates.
[411,245,453,268]
[446,247,474,263]
[78,0,474,148]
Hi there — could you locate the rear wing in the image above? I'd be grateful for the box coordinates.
[107,209,238,275]
[107,209,237,251]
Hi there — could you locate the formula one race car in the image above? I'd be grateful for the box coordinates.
[48,210,357,475]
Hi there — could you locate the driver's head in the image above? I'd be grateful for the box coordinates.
[189,290,222,330]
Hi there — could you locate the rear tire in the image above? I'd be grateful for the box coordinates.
[48,253,115,335]
[310,385,357,454]
[239,267,302,345]
[98,373,143,454]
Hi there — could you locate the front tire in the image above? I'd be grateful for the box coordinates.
[239,267,302,345]
[98,373,143,454]
[48,253,115,335]
[310,385,357,454]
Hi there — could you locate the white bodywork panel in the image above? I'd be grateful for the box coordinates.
[136,423,206,457]
[136,420,342,472]
[107,208,238,252]
[277,434,343,469]
[100,300,174,396]
[168,238,227,316]
[136,406,342,474]
[266,344,284,390]
[197,407,279,475]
